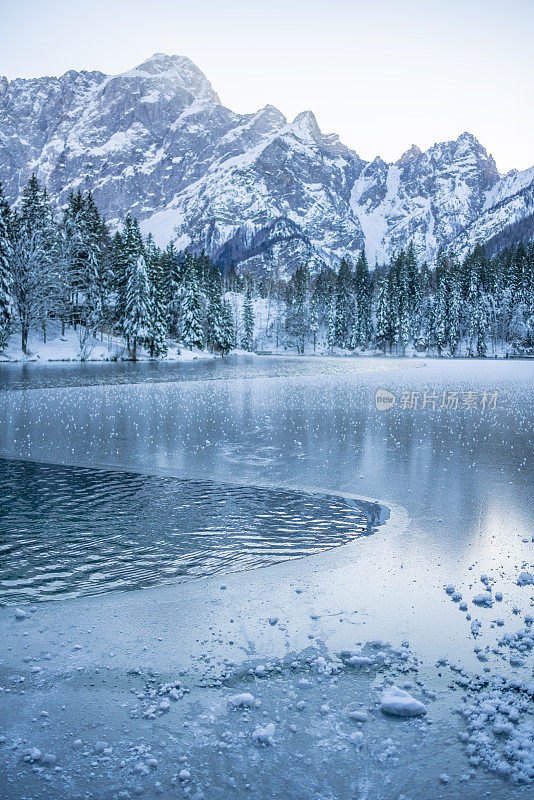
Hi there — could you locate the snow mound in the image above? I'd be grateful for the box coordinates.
[473,592,493,607]
[380,685,427,717]
[230,692,255,708]
[252,722,275,746]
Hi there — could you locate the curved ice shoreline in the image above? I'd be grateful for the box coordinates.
[0,454,390,606]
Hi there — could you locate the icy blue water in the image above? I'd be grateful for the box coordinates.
[0,458,379,604]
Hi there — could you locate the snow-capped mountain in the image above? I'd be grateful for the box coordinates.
[1,53,533,270]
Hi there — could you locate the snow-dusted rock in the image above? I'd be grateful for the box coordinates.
[348,710,368,723]
[380,685,427,718]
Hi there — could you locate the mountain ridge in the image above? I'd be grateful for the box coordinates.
[1,53,533,271]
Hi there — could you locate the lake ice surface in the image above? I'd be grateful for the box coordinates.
[0,356,532,799]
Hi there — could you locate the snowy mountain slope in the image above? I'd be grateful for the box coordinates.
[1,53,533,269]
[451,165,534,258]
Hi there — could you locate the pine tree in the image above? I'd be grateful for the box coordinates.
[474,293,488,357]
[465,247,486,357]
[374,274,389,353]
[0,196,13,349]
[309,289,319,353]
[334,258,354,347]
[20,174,49,229]
[124,254,152,360]
[446,259,462,355]
[422,296,436,350]
[405,242,422,335]
[353,249,372,347]
[11,175,57,352]
[63,190,110,336]
[181,259,204,350]
[434,283,447,355]
[163,242,183,337]
[394,251,411,353]
[220,300,235,355]
[327,294,337,352]
[433,257,448,355]
[206,267,224,353]
[241,282,255,351]
[146,239,167,357]
[286,263,309,353]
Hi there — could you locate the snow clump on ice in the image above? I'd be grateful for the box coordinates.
[229,693,256,708]
[252,722,276,746]
[380,685,427,717]
[473,592,493,607]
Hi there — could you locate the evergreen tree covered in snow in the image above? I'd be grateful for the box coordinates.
[309,288,319,353]
[220,300,235,355]
[164,243,183,337]
[353,249,372,347]
[334,257,354,348]
[394,252,411,353]
[286,263,309,354]
[433,253,448,355]
[206,266,224,352]
[447,258,462,355]
[0,188,13,349]
[241,281,255,351]
[124,253,152,360]
[145,235,168,356]
[11,175,57,352]
[374,273,389,353]
[181,258,204,350]
[327,293,337,352]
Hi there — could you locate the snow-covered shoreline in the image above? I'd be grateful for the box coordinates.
[1,320,532,365]
[0,326,218,364]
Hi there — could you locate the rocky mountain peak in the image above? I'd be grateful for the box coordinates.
[397,144,422,165]
[0,55,532,270]
[290,110,322,143]
[118,53,221,104]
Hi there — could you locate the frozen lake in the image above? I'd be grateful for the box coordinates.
[0,357,531,557]
[0,356,532,800]
[0,355,531,648]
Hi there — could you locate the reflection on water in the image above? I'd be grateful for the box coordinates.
[0,458,378,605]
[0,354,405,392]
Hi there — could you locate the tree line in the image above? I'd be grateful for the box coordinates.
[0,174,533,358]
[0,176,242,358]
[286,242,534,357]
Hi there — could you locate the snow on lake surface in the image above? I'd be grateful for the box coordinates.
[0,356,532,799]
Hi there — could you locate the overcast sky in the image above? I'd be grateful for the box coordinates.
[1,0,531,173]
